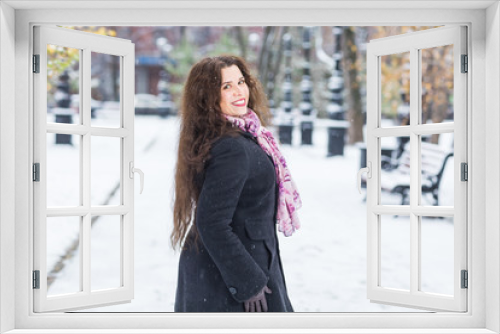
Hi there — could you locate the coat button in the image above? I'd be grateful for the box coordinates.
[250,244,256,250]
[229,287,237,295]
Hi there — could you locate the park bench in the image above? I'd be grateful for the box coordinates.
[378,140,454,205]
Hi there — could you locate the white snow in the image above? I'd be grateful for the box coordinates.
[45,114,454,312]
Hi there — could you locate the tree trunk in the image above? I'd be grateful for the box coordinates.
[265,28,281,88]
[112,55,120,101]
[272,27,288,79]
[233,27,247,59]
[343,27,364,144]
[258,26,274,85]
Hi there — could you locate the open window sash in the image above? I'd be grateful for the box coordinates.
[365,25,467,312]
[33,25,135,312]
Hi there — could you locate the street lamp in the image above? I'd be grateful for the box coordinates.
[278,33,294,145]
[156,37,174,118]
[326,26,348,157]
[54,70,73,145]
[300,26,315,145]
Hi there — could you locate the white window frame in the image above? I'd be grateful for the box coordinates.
[366,26,468,312]
[33,25,136,312]
[0,1,498,333]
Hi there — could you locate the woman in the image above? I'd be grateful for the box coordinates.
[172,55,301,312]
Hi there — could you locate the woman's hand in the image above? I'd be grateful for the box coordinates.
[244,286,272,312]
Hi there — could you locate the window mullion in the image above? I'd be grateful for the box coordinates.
[90,127,130,137]
[81,214,90,294]
[82,47,91,210]
[45,124,130,137]
[82,47,91,295]
[366,48,379,300]
[372,126,412,137]
[413,123,454,135]
[371,124,456,137]
[409,47,420,295]
[46,123,88,135]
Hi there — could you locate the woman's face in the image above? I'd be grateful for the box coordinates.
[219,65,250,117]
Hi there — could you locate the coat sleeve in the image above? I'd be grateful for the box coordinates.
[195,137,269,303]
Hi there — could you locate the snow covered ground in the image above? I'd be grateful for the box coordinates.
[46,112,455,312]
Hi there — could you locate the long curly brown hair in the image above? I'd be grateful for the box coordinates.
[171,55,272,250]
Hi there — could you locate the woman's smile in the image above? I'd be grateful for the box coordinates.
[232,98,246,107]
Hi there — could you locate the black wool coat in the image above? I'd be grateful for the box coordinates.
[174,130,294,312]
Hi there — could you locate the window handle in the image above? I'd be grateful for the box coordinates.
[357,162,372,194]
[129,162,144,194]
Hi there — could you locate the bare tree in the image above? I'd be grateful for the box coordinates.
[179,26,187,44]
[272,27,288,80]
[343,27,364,144]
[258,26,275,84]
[233,27,247,59]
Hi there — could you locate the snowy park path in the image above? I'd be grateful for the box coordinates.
[46,115,454,312]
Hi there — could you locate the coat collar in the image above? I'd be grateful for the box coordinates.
[238,130,256,140]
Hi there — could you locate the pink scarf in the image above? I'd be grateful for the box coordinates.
[224,108,302,237]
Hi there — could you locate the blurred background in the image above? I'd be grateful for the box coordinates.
[44,25,455,312]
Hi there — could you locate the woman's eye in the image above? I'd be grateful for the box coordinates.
[239,80,245,84]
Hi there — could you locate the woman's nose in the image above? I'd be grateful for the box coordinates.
[233,86,242,95]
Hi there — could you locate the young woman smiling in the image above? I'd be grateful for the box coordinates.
[172,55,301,312]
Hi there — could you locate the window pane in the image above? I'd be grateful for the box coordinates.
[380,52,410,127]
[91,136,121,206]
[380,215,410,291]
[90,52,121,128]
[47,44,80,125]
[46,133,81,207]
[421,45,454,124]
[47,216,81,296]
[420,134,454,206]
[420,216,454,295]
[91,215,122,291]
[380,136,410,205]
